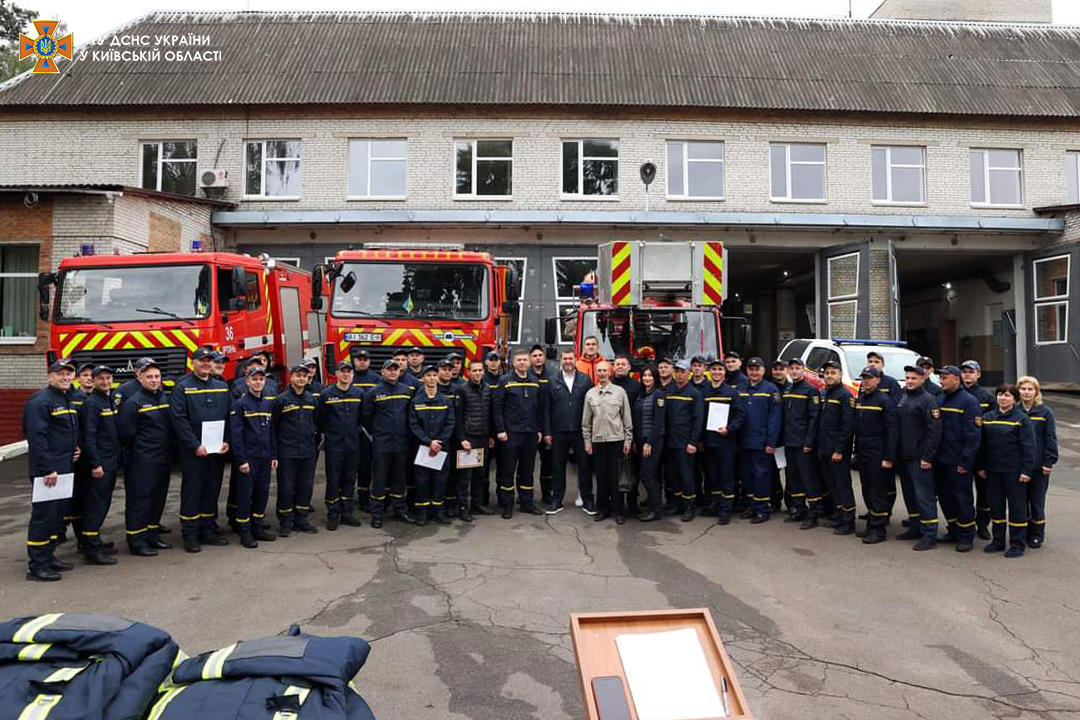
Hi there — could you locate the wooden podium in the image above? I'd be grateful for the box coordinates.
[570,609,753,720]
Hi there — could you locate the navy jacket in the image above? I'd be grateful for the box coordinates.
[663,381,704,450]
[963,382,995,414]
[493,372,550,435]
[23,385,79,477]
[854,387,898,462]
[80,388,121,472]
[977,408,1036,476]
[113,378,142,409]
[317,385,364,453]
[896,387,941,463]
[739,380,781,450]
[548,370,592,433]
[118,386,172,465]
[781,378,820,449]
[815,384,855,458]
[935,387,982,470]
[879,374,903,402]
[1024,404,1058,470]
[351,369,381,394]
[229,392,276,464]
[362,380,414,452]
[700,381,745,448]
[409,389,456,446]
[273,387,319,460]
[231,375,278,401]
[725,370,749,392]
[632,387,666,448]
[613,374,642,408]
[170,373,231,453]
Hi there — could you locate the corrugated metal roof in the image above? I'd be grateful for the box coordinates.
[2,12,1080,117]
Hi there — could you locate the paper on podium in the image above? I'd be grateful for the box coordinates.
[32,473,74,503]
[774,446,787,469]
[415,445,448,470]
[706,402,730,432]
[202,420,226,454]
[615,627,726,720]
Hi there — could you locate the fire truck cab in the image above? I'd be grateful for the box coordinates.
[548,241,726,368]
[41,250,313,387]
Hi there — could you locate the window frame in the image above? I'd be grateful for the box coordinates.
[561,138,620,200]
[244,139,302,200]
[139,140,198,196]
[452,138,514,199]
[665,140,725,200]
[346,138,408,200]
[1066,151,1080,204]
[871,145,927,206]
[495,256,527,345]
[769,142,827,203]
[970,148,1024,208]
[551,256,599,301]
[0,244,39,344]
[826,251,860,338]
[1033,254,1070,346]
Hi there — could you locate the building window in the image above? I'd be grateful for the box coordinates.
[770,143,826,202]
[276,257,301,268]
[0,245,38,342]
[871,146,925,204]
[667,141,724,199]
[826,252,859,337]
[1067,151,1080,204]
[562,139,618,197]
[455,139,512,197]
[1033,254,1069,345]
[348,139,407,198]
[970,149,1023,207]
[140,141,197,196]
[496,257,527,345]
[245,140,301,198]
[553,257,598,345]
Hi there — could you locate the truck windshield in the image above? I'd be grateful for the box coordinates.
[331,262,489,320]
[581,309,719,362]
[55,264,212,323]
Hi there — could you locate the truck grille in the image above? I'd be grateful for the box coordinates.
[347,345,471,367]
[70,347,189,382]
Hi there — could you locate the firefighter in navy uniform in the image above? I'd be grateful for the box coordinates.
[815,360,857,535]
[739,357,781,524]
[933,365,982,552]
[780,358,818,523]
[853,366,898,543]
[961,359,995,539]
[493,349,551,519]
[409,365,456,525]
[919,357,943,396]
[273,364,320,536]
[363,359,416,528]
[454,360,493,523]
[74,365,122,565]
[302,357,324,397]
[865,351,902,399]
[663,360,704,522]
[229,365,278,548]
[23,359,80,581]
[317,361,364,530]
[700,359,745,525]
[976,384,1036,558]
[769,360,791,512]
[895,364,943,551]
[351,349,379,512]
[526,345,556,507]
[61,363,93,542]
[481,350,504,510]
[1017,376,1057,549]
[113,357,154,410]
[117,359,173,557]
[437,357,465,515]
[170,346,232,553]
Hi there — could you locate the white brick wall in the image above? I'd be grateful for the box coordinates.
[2,108,1078,218]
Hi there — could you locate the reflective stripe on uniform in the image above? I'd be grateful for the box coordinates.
[17,643,52,660]
[14,614,63,643]
[145,687,187,720]
[16,664,89,720]
[271,684,312,720]
[201,643,236,680]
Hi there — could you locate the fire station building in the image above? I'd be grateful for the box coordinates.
[1,11,1079,437]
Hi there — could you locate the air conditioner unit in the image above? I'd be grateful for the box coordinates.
[201,169,228,188]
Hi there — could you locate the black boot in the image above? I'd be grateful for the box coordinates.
[26,566,62,581]
[239,531,258,549]
[252,525,277,542]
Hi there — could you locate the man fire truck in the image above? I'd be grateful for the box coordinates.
[312,245,518,374]
[41,247,314,387]
[548,241,726,366]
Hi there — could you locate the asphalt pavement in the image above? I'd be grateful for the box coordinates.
[1,394,1079,720]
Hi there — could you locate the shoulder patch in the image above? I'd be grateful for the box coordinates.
[931,408,941,419]
[974,416,982,427]
[656,398,665,407]
[812,395,820,404]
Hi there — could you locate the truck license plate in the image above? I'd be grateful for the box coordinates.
[344,332,383,342]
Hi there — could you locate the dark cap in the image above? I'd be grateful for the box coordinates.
[350,348,369,359]
[446,352,462,362]
[917,356,934,368]
[485,350,500,361]
[48,358,76,373]
[191,347,214,361]
[391,349,407,358]
[724,351,741,360]
[91,364,113,377]
[422,364,439,376]
[437,358,454,369]
[708,357,724,368]
[787,357,805,367]
[821,359,841,371]
[245,365,266,377]
[76,362,94,375]
[746,356,765,368]
[529,344,545,354]
[772,360,787,369]
[939,365,961,377]
[406,346,423,355]
[859,365,882,379]
[133,357,156,371]
[674,359,691,371]
[866,350,885,361]
[960,360,981,372]
[691,355,706,365]
[289,363,310,374]
[382,359,399,370]
[336,360,354,371]
[211,350,228,362]
[903,365,926,376]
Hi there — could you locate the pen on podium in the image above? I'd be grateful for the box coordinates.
[721,676,730,716]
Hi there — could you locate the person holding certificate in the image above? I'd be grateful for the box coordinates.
[454,360,494,523]
[700,359,745,526]
[23,359,81,581]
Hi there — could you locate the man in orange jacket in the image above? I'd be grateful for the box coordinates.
[575,335,606,383]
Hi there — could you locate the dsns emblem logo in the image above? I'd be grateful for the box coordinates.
[19,21,73,74]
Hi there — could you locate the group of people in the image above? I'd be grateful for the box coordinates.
[21,338,1058,581]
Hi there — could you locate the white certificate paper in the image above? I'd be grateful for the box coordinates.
[415,445,448,470]
[615,628,726,720]
[774,446,787,469]
[706,402,730,432]
[33,473,74,503]
[201,420,226,454]
[456,448,483,469]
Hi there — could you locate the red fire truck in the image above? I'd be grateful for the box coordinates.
[548,241,727,367]
[40,250,315,387]
[312,246,518,372]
